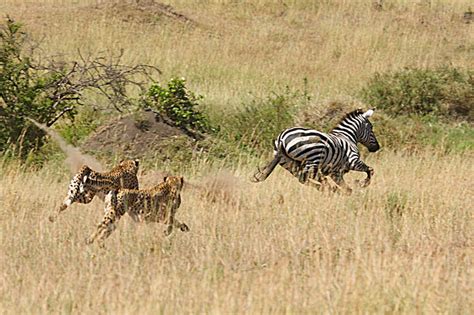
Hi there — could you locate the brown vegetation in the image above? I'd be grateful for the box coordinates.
[0,0,473,313]
[81,111,188,159]
[0,151,472,313]
[2,0,472,106]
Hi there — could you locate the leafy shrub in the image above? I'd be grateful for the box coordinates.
[57,107,104,146]
[221,87,308,153]
[360,67,473,121]
[141,78,214,135]
[0,18,74,155]
[0,17,160,157]
[296,99,473,153]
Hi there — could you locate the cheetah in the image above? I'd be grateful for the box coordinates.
[49,159,140,222]
[85,176,189,245]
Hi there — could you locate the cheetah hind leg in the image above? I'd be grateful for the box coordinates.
[174,219,190,232]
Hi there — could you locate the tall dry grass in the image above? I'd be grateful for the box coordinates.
[0,0,472,107]
[0,1,473,313]
[0,151,472,313]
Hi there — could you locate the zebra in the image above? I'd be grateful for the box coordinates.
[252,109,380,194]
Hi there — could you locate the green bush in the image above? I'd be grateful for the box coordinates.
[0,19,76,155]
[57,107,104,146]
[141,78,214,134]
[221,87,307,153]
[296,100,473,154]
[360,67,473,121]
[1,17,160,158]
[370,113,473,153]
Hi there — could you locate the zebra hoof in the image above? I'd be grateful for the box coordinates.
[357,179,371,188]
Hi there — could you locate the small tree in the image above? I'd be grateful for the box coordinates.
[360,67,473,121]
[0,18,70,154]
[0,17,160,157]
[141,77,215,139]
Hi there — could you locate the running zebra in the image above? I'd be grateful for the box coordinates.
[252,109,380,193]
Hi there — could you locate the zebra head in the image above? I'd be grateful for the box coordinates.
[331,109,380,152]
[359,109,380,152]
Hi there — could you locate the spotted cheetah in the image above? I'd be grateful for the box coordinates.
[85,176,189,245]
[49,159,140,222]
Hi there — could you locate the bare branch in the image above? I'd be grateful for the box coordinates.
[46,107,73,127]
[31,50,161,123]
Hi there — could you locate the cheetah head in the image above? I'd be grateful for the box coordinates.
[118,159,140,175]
[163,176,185,192]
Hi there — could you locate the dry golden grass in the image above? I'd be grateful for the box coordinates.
[0,1,473,313]
[0,151,472,313]
[1,0,472,106]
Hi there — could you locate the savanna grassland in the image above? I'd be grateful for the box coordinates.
[0,0,473,314]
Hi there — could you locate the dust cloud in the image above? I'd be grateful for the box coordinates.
[27,118,104,173]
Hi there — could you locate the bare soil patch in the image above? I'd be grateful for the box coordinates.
[85,0,195,25]
[82,111,190,159]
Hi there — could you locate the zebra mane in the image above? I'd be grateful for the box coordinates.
[335,109,365,126]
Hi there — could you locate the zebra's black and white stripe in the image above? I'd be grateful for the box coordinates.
[252,109,380,193]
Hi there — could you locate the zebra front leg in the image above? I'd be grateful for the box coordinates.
[360,166,374,188]
[350,161,374,188]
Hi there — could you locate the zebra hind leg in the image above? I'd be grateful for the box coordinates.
[330,173,352,195]
[297,164,327,191]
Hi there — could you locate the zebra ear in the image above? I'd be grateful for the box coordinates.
[363,109,374,118]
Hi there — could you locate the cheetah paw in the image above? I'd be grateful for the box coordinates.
[85,237,95,245]
[164,226,173,236]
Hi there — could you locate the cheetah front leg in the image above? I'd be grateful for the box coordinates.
[49,191,95,222]
[164,212,175,236]
[173,218,190,232]
[164,218,189,235]
[162,202,190,236]
[86,201,124,245]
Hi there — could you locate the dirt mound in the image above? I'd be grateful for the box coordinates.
[86,0,195,25]
[82,111,189,159]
